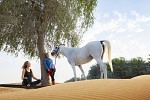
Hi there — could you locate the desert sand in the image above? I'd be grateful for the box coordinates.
[0,87,23,94]
[0,75,150,100]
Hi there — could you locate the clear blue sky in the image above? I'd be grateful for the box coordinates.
[0,0,150,84]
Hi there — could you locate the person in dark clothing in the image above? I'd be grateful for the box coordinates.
[44,53,56,85]
[21,61,41,86]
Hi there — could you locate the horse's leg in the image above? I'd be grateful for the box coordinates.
[78,65,86,80]
[71,63,77,81]
[95,58,107,79]
[100,67,103,79]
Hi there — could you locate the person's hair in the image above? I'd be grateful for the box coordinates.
[22,61,29,69]
[44,53,49,58]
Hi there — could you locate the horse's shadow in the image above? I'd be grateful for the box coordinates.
[0,84,44,89]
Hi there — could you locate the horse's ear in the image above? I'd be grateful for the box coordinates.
[56,44,59,47]
[55,44,60,47]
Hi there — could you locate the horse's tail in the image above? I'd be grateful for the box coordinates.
[102,40,113,72]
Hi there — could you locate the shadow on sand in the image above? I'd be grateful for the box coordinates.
[0,84,44,89]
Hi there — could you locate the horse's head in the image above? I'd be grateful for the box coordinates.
[51,45,60,56]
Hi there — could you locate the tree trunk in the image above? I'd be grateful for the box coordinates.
[37,29,50,86]
[37,0,50,86]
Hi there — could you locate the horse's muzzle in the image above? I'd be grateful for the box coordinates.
[51,51,55,56]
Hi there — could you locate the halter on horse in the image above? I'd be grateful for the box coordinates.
[51,40,113,81]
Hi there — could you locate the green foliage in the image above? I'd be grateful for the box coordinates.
[87,64,100,79]
[0,0,97,57]
[148,54,150,66]
[111,57,128,78]
[87,57,150,79]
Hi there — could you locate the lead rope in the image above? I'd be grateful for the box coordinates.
[54,56,57,73]
[55,56,57,66]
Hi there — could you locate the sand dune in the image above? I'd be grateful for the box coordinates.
[0,75,150,100]
[0,87,23,94]
[132,75,150,80]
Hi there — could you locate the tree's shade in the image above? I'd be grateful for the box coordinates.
[65,77,81,83]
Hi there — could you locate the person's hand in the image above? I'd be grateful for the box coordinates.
[48,69,51,72]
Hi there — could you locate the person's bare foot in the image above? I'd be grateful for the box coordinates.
[27,84,30,87]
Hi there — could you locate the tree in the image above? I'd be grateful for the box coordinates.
[87,57,150,79]
[112,57,127,78]
[129,57,147,77]
[87,64,100,79]
[0,0,97,86]
[148,54,150,66]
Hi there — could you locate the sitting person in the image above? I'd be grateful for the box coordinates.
[21,61,41,86]
[44,53,56,85]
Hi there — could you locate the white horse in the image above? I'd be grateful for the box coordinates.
[51,40,113,81]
